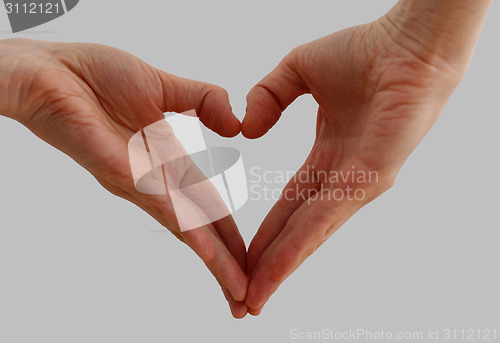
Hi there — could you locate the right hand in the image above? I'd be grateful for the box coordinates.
[241,4,484,313]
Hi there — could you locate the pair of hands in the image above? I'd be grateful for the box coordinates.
[0,0,489,318]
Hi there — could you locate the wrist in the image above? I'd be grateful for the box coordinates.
[379,0,492,73]
[0,40,14,120]
[0,39,53,124]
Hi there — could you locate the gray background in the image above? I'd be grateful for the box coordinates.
[0,1,498,342]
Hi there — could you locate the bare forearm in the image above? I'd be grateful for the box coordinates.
[0,38,55,123]
[382,0,492,72]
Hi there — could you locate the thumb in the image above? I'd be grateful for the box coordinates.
[156,70,241,138]
[242,50,308,139]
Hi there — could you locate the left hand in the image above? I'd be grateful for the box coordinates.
[0,38,249,318]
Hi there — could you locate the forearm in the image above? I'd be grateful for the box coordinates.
[0,40,14,119]
[381,0,492,72]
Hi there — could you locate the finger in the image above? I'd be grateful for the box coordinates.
[220,284,248,319]
[156,70,241,137]
[182,227,248,302]
[180,225,217,262]
[246,165,320,275]
[128,191,249,310]
[247,192,363,310]
[116,157,249,303]
[201,222,247,318]
[245,194,324,310]
[212,270,248,319]
[212,215,247,273]
[242,49,309,139]
[247,306,263,317]
[181,225,247,317]
[177,164,247,272]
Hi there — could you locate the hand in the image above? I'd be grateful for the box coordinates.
[241,0,490,315]
[0,38,248,318]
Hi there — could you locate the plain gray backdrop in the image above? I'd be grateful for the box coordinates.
[0,1,498,342]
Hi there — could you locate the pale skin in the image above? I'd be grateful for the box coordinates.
[242,0,492,315]
[0,39,249,318]
[0,0,492,319]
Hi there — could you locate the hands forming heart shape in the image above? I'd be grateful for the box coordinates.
[0,1,490,318]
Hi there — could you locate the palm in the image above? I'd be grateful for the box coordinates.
[300,24,459,175]
[10,40,248,317]
[242,22,461,313]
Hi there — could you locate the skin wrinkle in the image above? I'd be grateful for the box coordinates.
[58,46,148,135]
[0,0,492,318]
[0,38,249,317]
[242,0,492,315]
[381,13,442,68]
[198,88,217,129]
[154,68,168,112]
[2,58,21,117]
[255,83,285,113]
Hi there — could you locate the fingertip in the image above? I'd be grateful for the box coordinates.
[231,276,249,302]
[214,107,241,138]
[224,119,242,138]
[245,276,266,310]
[241,85,281,139]
[227,298,248,319]
[199,87,242,138]
[248,306,263,316]
[223,260,248,303]
[220,285,248,319]
[241,115,267,139]
[231,303,249,319]
[246,263,283,311]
